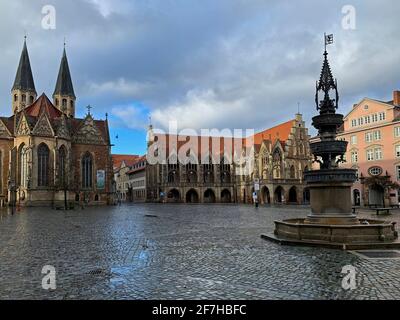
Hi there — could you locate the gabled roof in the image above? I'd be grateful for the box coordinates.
[112,154,140,169]
[53,48,75,98]
[344,98,395,120]
[253,119,294,145]
[12,40,36,93]
[24,93,62,119]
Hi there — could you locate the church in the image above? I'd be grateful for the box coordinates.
[0,39,114,207]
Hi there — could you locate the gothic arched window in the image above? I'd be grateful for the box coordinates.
[37,143,50,187]
[20,145,28,188]
[82,152,93,189]
[59,146,67,187]
[290,165,296,179]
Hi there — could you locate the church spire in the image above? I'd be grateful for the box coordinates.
[53,45,76,118]
[12,37,37,113]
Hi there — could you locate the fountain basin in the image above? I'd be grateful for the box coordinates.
[262,219,400,250]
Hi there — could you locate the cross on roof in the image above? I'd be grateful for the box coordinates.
[86,105,92,115]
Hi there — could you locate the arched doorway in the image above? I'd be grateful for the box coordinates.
[288,187,297,204]
[204,189,216,203]
[261,186,270,204]
[274,186,284,203]
[168,189,180,202]
[303,188,310,204]
[369,184,384,206]
[186,189,199,203]
[221,189,232,203]
[353,189,361,206]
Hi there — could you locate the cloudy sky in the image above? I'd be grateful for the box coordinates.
[0,0,399,155]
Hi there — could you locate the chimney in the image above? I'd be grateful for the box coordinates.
[394,90,400,106]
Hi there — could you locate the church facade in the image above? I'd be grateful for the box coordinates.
[0,40,114,207]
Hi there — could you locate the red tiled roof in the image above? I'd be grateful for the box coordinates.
[150,119,295,158]
[253,119,295,145]
[24,93,62,119]
[126,155,146,174]
[112,154,139,169]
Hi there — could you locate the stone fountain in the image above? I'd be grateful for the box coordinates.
[262,40,399,250]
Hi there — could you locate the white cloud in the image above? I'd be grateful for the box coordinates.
[86,78,153,97]
[110,104,148,130]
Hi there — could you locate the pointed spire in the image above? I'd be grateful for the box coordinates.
[12,38,36,93]
[315,48,339,114]
[53,47,75,98]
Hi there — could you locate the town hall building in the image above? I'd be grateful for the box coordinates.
[0,39,114,206]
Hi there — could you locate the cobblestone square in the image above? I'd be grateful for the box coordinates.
[0,204,399,300]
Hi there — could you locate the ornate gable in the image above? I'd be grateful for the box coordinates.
[57,115,70,140]
[0,119,11,138]
[16,114,31,136]
[32,112,54,137]
[73,114,104,144]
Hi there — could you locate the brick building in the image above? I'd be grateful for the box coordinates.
[0,39,113,206]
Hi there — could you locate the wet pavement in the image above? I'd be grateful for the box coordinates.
[0,204,400,300]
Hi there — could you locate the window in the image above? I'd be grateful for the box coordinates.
[397,166,400,180]
[14,94,18,102]
[351,151,358,164]
[351,119,357,127]
[372,114,378,122]
[358,118,363,126]
[369,166,383,176]
[62,99,67,111]
[55,99,59,106]
[59,146,67,186]
[375,148,383,160]
[82,152,93,188]
[396,146,400,158]
[365,132,373,143]
[364,116,371,124]
[20,145,28,188]
[379,112,386,121]
[395,127,400,138]
[29,96,34,104]
[350,135,357,145]
[373,130,381,141]
[37,143,50,187]
[22,94,26,102]
[367,149,374,161]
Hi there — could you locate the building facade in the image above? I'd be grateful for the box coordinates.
[113,154,139,201]
[146,114,312,204]
[338,90,400,207]
[126,156,146,202]
[1,40,113,206]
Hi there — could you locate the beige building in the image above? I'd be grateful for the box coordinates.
[113,154,139,201]
[338,90,400,207]
[146,114,312,204]
[126,156,146,202]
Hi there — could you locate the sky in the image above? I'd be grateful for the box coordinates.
[0,0,399,155]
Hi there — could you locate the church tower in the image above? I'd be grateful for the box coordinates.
[53,46,76,118]
[12,38,37,113]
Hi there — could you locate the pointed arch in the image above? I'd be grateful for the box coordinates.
[82,152,93,188]
[59,145,67,187]
[37,143,50,187]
